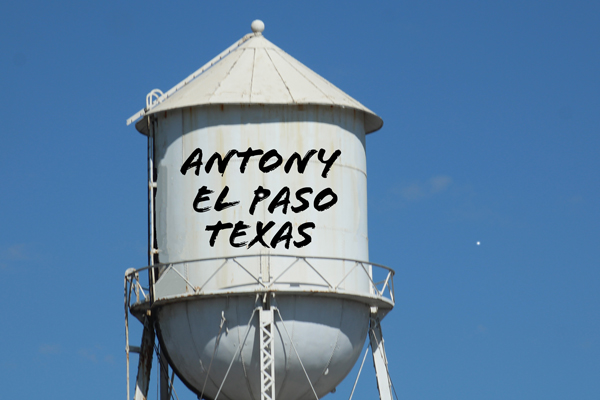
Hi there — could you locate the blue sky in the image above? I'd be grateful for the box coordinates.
[1,1,599,399]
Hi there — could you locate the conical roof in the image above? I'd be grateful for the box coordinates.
[130,22,383,134]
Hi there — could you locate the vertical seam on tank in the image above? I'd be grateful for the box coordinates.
[184,301,221,395]
[181,110,185,168]
[308,299,343,395]
[265,49,295,103]
[322,300,343,382]
[274,296,293,397]
[207,49,243,103]
[180,114,185,173]
[283,52,365,110]
[276,49,335,105]
[183,302,203,389]
[249,49,256,103]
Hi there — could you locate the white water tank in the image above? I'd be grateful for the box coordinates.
[133,21,392,400]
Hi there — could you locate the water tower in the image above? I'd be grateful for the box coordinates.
[124,20,396,400]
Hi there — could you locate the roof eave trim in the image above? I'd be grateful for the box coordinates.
[135,103,383,136]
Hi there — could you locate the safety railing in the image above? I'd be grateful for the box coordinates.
[124,267,150,309]
[125,254,395,311]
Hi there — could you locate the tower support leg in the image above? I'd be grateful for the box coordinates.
[159,347,169,400]
[370,314,393,400]
[259,308,275,400]
[134,316,155,400]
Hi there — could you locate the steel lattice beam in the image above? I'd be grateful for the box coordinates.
[259,308,275,400]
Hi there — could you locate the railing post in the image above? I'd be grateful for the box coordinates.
[125,274,130,400]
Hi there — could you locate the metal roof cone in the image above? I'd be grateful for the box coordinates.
[129,21,383,134]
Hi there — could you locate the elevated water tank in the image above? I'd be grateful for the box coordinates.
[129,21,393,400]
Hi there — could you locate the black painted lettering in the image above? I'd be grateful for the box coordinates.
[214,186,239,212]
[237,148,264,173]
[317,149,341,178]
[249,186,271,215]
[284,150,318,174]
[291,187,313,213]
[205,221,233,247]
[259,149,283,173]
[193,186,214,213]
[205,150,238,175]
[180,148,203,176]
[230,221,250,248]
[270,222,293,249]
[268,187,291,214]
[314,188,338,211]
[294,222,315,248]
[247,221,275,249]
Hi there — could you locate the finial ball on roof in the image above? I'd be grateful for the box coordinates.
[251,20,265,34]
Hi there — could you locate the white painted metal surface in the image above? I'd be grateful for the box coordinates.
[129,23,382,134]
[152,105,372,299]
[156,295,369,400]
[150,103,379,399]
[125,20,395,400]
[251,19,265,34]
